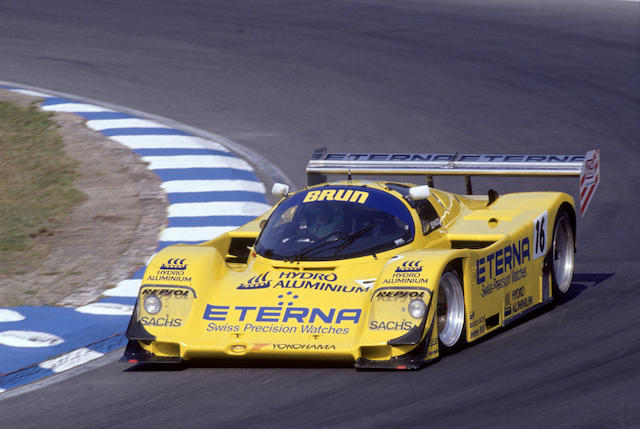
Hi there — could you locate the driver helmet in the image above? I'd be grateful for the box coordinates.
[305,203,344,238]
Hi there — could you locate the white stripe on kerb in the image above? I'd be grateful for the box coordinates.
[162,179,265,194]
[85,118,172,131]
[142,155,252,171]
[160,226,236,242]
[39,348,104,373]
[168,201,271,217]
[0,331,64,347]
[103,279,142,297]
[75,303,134,315]
[41,103,115,113]
[0,309,26,322]
[109,135,227,150]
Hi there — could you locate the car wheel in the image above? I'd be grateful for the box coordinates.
[551,211,575,297]
[437,270,465,348]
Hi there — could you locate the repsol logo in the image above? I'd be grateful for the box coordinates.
[476,237,530,284]
[303,189,369,204]
[375,290,425,300]
[141,288,191,298]
[141,315,182,328]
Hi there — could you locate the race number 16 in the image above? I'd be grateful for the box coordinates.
[533,211,548,260]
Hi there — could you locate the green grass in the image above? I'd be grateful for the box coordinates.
[0,101,84,268]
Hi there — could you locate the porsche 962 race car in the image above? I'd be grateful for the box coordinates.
[123,149,600,369]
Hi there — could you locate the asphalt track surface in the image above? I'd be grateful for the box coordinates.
[1,0,638,427]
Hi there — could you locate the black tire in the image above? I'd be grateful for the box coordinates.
[551,210,575,300]
[436,269,465,349]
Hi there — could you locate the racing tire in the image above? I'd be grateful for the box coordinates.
[551,210,575,300]
[437,269,465,349]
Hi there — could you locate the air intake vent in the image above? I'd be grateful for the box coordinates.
[450,240,494,249]
[225,237,255,264]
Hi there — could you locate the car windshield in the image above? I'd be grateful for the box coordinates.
[255,186,414,261]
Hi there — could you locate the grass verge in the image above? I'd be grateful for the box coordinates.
[0,101,85,271]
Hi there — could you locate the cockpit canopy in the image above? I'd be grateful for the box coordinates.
[254,186,415,261]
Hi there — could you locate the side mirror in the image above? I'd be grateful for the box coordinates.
[409,185,430,201]
[272,183,290,197]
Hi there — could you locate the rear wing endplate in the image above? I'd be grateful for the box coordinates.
[306,149,600,217]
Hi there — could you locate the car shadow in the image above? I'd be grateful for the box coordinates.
[564,272,614,301]
[451,271,615,353]
[123,358,352,372]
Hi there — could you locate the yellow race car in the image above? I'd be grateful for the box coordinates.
[123,149,599,369]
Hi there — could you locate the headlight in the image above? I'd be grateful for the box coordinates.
[408,299,426,318]
[143,295,162,314]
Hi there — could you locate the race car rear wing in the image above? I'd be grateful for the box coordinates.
[306,148,600,217]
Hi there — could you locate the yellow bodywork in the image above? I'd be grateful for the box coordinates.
[127,181,575,369]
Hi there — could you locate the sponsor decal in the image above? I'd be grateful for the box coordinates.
[237,272,271,290]
[160,258,187,271]
[147,257,192,283]
[303,189,369,204]
[579,149,599,216]
[374,290,425,301]
[476,237,530,297]
[203,304,361,324]
[469,315,485,329]
[237,271,370,293]
[314,153,585,163]
[141,288,192,298]
[203,293,360,335]
[272,343,336,351]
[275,271,369,293]
[141,315,183,328]
[470,320,486,339]
[251,343,271,351]
[369,320,414,331]
[382,261,428,285]
[395,260,422,273]
[505,287,533,317]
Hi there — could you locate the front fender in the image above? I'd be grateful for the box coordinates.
[356,248,469,369]
[125,244,228,360]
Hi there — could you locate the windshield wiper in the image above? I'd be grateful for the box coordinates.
[286,233,346,262]
[330,222,377,257]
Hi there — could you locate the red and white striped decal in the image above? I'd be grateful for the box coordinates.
[579,149,600,217]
